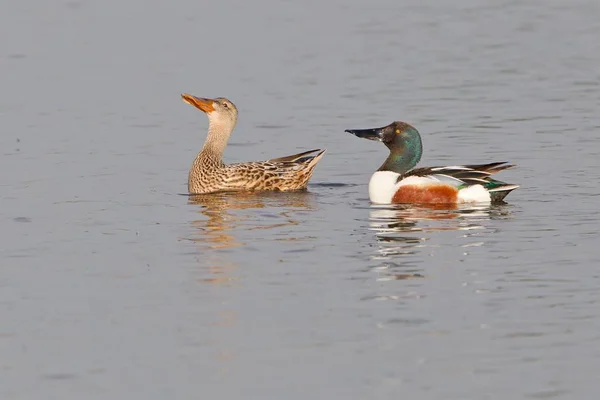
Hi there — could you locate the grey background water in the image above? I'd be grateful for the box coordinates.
[2,0,600,399]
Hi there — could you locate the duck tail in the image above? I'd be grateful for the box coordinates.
[268,149,325,164]
[305,149,327,168]
[488,183,520,202]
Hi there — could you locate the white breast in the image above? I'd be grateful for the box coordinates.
[368,171,402,204]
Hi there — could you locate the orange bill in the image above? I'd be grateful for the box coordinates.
[181,94,215,113]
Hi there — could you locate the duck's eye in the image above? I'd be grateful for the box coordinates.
[222,103,228,108]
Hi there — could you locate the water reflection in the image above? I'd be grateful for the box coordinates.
[185,191,316,285]
[369,203,497,236]
[366,203,513,282]
[187,193,254,251]
[183,191,318,375]
[187,191,316,249]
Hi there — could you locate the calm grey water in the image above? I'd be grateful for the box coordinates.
[2,0,600,399]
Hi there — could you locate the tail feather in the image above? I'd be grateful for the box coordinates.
[463,162,515,174]
[488,183,520,202]
[305,149,326,168]
[488,184,520,193]
[268,149,324,163]
[286,149,326,190]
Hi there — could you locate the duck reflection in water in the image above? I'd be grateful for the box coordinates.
[188,191,316,249]
[367,203,513,281]
[369,203,498,236]
[185,191,316,284]
[184,191,318,379]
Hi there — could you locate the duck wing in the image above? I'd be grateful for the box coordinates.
[267,149,325,164]
[219,149,326,191]
[404,162,516,186]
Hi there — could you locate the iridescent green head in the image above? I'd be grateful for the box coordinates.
[345,121,423,173]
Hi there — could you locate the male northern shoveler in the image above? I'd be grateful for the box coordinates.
[181,94,326,194]
[345,121,519,204]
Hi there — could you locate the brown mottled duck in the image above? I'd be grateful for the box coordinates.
[181,94,326,194]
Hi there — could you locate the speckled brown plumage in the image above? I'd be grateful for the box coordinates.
[182,94,326,194]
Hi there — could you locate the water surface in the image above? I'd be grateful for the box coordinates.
[2,0,600,399]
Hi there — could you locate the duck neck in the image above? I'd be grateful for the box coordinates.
[197,122,233,165]
[378,128,422,174]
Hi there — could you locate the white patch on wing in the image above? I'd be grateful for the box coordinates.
[429,174,464,186]
[368,171,402,204]
[457,184,491,203]
[399,175,463,187]
[431,165,471,171]
[396,175,438,186]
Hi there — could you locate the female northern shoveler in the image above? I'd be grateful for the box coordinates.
[345,121,519,205]
[181,94,326,194]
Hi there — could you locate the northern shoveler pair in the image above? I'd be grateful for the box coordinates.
[182,94,518,204]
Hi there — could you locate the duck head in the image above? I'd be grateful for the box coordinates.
[182,94,239,131]
[346,121,423,173]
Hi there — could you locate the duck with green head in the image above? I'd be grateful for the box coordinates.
[345,121,519,204]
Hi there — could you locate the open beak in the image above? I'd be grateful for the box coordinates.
[181,93,215,113]
[345,126,385,141]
